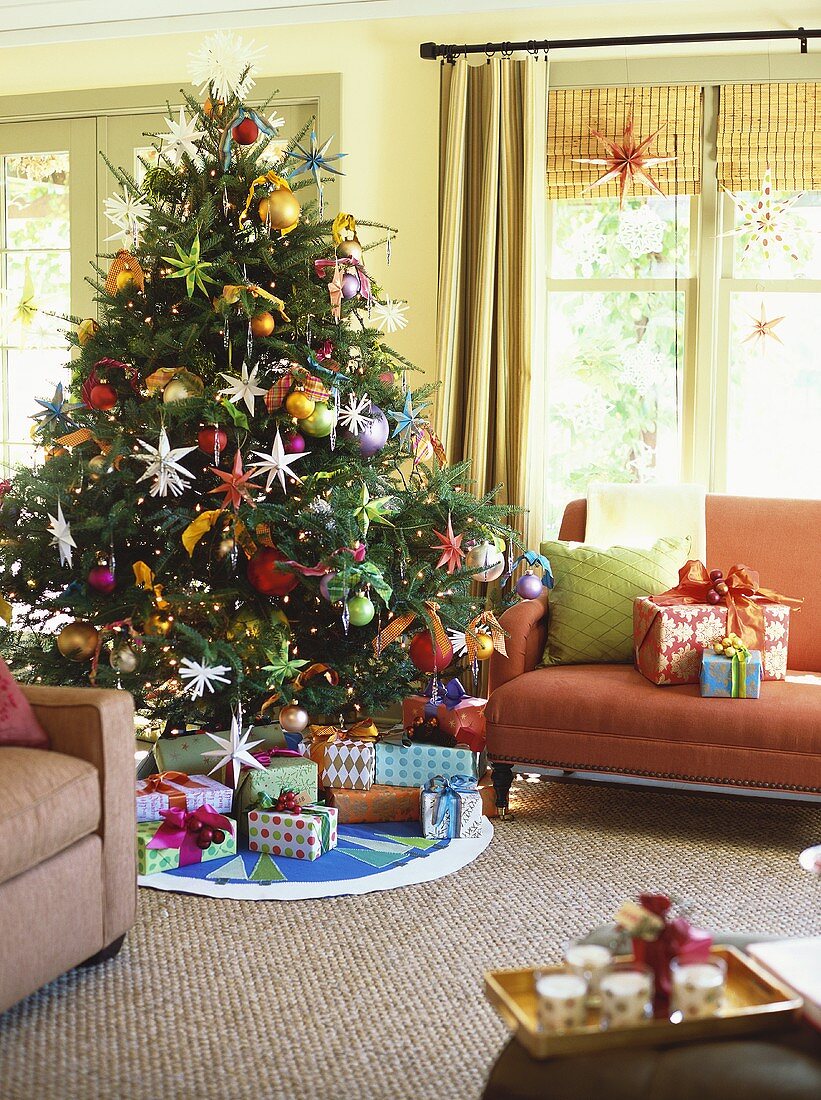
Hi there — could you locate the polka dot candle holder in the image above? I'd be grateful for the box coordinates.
[670,956,726,1021]
[599,962,654,1029]
[534,970,589,1032]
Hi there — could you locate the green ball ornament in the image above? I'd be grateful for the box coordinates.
[299,401,336,438]
[347,593,375,627]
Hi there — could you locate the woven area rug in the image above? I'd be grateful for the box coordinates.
[2,777,819,1100]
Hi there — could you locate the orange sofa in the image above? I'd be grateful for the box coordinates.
[486,495,821,810]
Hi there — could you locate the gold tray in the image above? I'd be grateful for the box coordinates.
[484,946,804,1059]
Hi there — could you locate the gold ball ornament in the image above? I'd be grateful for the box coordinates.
[57,621,100,662]
[473,631,495,661]
[250,311,275,338]
[44,445,67,462]
[144,611,174,637]
[163,371,204,404]
[258,189,301,231]
[77,318,99,346]
[284,390,315,419]
[87,454,111,481]
[279,703,310,734]
[115,270,135,292]
[337,237,363,262]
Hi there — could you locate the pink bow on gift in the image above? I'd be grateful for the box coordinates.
[246,748,303,768]
[147,804,233,864]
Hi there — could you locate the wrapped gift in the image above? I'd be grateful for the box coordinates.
[700,641,761,698]
[402,678,487,752]
[247,804,338,860]
[137,804,236,875]
[135,770,233,822]
[235,751,319,823]
[635,597,790,685]
[420,775,484,839]
[616,892,712,1009]
[298,726,378,790]
[154,723,285,775]
[375,736,482,788]
[326,775,499,823]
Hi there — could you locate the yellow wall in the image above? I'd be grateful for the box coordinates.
[1,0,819,375]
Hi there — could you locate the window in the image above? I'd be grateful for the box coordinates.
[544,81,821,534]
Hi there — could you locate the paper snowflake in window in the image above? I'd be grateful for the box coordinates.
[618,343,665,398]
[742,303,785,350]
[616,205,665,258]
[188,30,265,103]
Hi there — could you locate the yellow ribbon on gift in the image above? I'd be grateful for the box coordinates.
[133,561,170,610]
[238,172,298,234]
[306,719,379,745]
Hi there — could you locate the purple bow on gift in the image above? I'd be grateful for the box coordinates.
[423,676,467,716]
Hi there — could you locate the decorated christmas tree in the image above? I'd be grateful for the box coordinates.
[0,32,521,733]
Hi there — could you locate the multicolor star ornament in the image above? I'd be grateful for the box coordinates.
[355,483,395,535]
[575,110,676,207]
[431,515,465,574]
[202,710,266,788]
[46,501,76,568]
[219,362,267,416]
[208,449,263,512]
[30,383,81,434]
[743,303,785,349]
[135,428,197,498]
[388,392,428,442]
[721,169,802,262]
[179,657,232,699]
[250,429,310,492]
[162,234,218,297]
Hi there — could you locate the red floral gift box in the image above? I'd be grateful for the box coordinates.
[634,560,801,686]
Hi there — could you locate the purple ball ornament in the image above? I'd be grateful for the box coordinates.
[319,571,336,601]
[357,406,390,457]
[87,564,116,595]
[515,571,544,601]
[283,430,307,455]
[341,271,361,299]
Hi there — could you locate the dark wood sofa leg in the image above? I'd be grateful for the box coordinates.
[79,934,126,968]
[492,763,515,819]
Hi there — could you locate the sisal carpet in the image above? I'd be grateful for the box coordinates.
[1,778,819,1100]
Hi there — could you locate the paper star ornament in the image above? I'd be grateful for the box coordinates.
[104,187,151,244]
[337,392,373,436]
[161,108,204,167]
[286,130,346,190]
[370,299,409,334]
[47,501,76,568]
[431,515,465,574]
[31,383,81,434]
[202,711,266,788]
[188,30,265,103]
[262,652,308,686]
[447,628,469,659]
[135,428,196,498]
[219,362,267,416]
[721,169,802,262]
[743,303,785,349]
[162,234,218,298]
[208,449,263,512]
[355,483,395,535]
[388,392,428,441]
[328,262,344,322]
[575,110,675,207]
[179,657,232,699]
[250,429,309,492]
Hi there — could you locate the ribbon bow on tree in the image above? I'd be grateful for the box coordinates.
[503,550,554,590]
[372,599,449,659]
[260,661,339,712]
[314,257,374,304]
[265,362,330,412]
[651,560,802,651]
[238,172,299,234]
[219,107,277,171]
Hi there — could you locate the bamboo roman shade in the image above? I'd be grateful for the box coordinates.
[547,84,702,199]
[717,83,821,191]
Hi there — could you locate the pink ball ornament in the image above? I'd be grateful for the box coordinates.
[515,571,543,601]
[87,565,116,595]
[282,431,307,455]
[341,271,360,299]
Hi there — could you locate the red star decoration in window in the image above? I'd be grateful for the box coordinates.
[575,110,676,207]
[208,449,263,513]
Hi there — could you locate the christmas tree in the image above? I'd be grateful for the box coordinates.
[0,32,518,731]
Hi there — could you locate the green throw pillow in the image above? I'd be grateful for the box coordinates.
[540,536,690,666]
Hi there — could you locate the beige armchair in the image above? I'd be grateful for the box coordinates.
[0,686,136,1013]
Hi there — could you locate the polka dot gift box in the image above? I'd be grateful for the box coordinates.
[375,737,483,788]
[247,804,338,861]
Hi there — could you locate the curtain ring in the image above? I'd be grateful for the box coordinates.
[485,43,495,61]
[501,42,513,59]
[526,40,539,57]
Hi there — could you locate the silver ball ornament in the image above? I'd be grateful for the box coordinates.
[109,642,139,673]
[465,540,505,583]
[279,704,309,734]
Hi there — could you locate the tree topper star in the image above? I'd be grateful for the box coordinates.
[161,107,205,167]
[179,657,232,699]
[135,428,196,498]
[431,515,465,574]
[743,303,785,349]
[575,110,676,207]
[355,483,395,535]
[202,711,266,788]
[250,429,310,492]
[162,234,219,298]
[388,392,428,441]
[208,449,263,512]
[47,501,76,568]
[219,362,267,417]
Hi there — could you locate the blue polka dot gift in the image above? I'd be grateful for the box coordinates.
[375,731,483,788]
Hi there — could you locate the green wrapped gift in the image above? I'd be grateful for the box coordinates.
[234,752,319,830]
[136,812,237,875]
[154,723,286,776]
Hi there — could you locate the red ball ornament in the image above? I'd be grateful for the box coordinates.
[247,546,298,596]
[706,589,722,604]
[87,565,116,595]
[187,817,201,833]
[197,426,228,456]
[211,829,226,845]
[89,383,117,411]
[195,832,212,850]
[232,117,259,145]
[709,569,724,582]
[409,631,454,674]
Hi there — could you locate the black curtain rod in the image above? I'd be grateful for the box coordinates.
[420,26,820,60]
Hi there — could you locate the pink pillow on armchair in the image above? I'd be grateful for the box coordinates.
[0,657,49,748]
